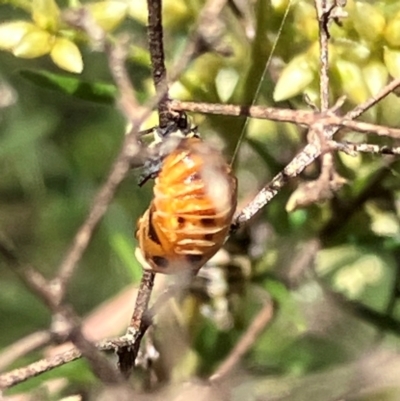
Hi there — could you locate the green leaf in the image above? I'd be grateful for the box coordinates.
[87,1,128,32]
[50,37,83,74]
[362,59,388,96]
[12,29,53,58]
[335,59,369,104]
[32,0,60,31]
[385,10,400,47]
[353,2,385,43]
[273,54,315,102]
[19,69,117,104]
[384,46,400,79]
[0,21,37,51]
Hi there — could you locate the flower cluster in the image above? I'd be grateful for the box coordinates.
[273,0,400,105]
[0,0,128,73]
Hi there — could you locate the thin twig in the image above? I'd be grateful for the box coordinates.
[232,137,321,227]
[0,239,57,309]
[166,0,229,86]
[348,76,400,120]
[53,132,142,301]
[147,0,169,126]
[209,298,274,382]
[232,73,400,228]
[0,277,190,389]
[105,38,145,124]
[0,336,135,389]
[115,0,224,379]
[338,119,400,138]
[0,331,51,372]
[68,325,123,385]
[6,0,400,392]
[128,271,155,333]
[50,310,123,385]
[113,4,222,369]
[53,37,148,303]
[316,0,331,112]
[329,141,400,156]
[0,239,123,387]
[315,0,336,194]
[305,0,339,209]
[117,271,155,377]
[171,100,400,139]
[117,0,169,377]
[171,100,315,124]
[0,347,82,389]
[56,3,238,301]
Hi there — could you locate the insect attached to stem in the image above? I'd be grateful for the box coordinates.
[135,113,237,275]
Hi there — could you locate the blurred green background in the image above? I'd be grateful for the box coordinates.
[2,0,400,400]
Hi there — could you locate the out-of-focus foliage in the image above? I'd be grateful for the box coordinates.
[2,0,400,400]
[0,0,131,72]
[273,0,400,106]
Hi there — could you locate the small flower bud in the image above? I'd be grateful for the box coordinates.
[353,2,385,43]
[273,54,315,102]
[0,21,37,51]
[50,37,83,73]
[12,29,53,58]
[32,0,60,31]
[384,46,400,79]
[87,1,128,31]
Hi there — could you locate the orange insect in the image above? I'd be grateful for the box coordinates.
[135,115,237,274]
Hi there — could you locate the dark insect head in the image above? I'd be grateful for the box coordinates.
[137,112,199,186]
[155,112,198,141]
